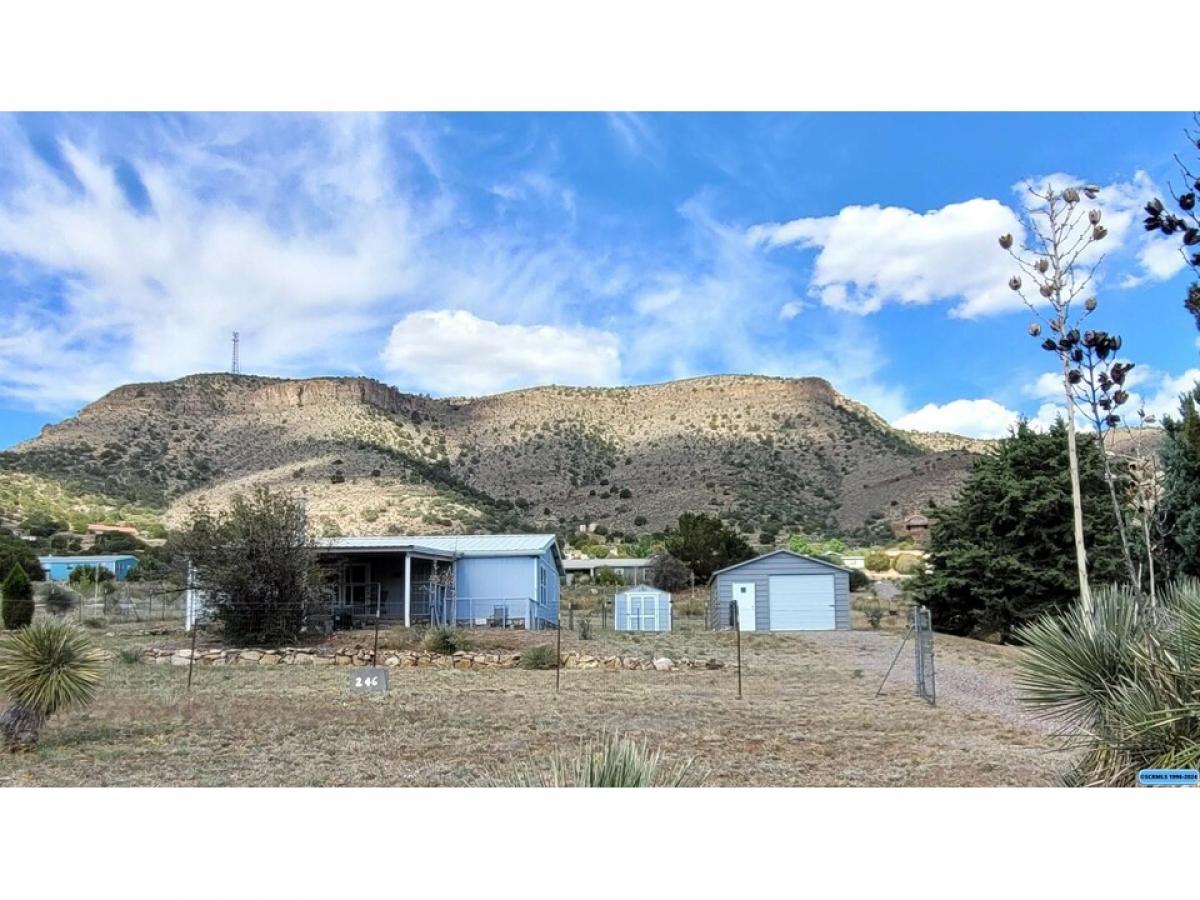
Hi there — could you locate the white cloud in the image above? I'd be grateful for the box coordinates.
[750,198,1024,317]
[380,309,621,395]
[778,301,803,320]
[749,171,1182,319]
[893,398,1020,439]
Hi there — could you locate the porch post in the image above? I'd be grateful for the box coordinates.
[404,554,412,628]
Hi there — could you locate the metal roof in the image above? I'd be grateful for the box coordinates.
[38,554,138,564]
[563,557,651,569]
[707,549,853,583]
[615,584,670,597]
[316,533,564,573]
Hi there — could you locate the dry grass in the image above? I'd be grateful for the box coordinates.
[0,623,1064,787]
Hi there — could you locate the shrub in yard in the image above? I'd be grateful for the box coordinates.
[2,564,34,630]
[1017,580,1200,786]
[488,732,707,787]
[848,569,871,592]
[594,568,625,587]
[81,617,106,629]
[44,584,80,616]
[116,647,143,665]
[893,553,925,576]
[518,644,558,670]
[864,552,892,572]
[577,618,593,640]
[0,618,106,751]
[422,627,470,654]
[172,487,323,645]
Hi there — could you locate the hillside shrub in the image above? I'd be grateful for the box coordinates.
[577,618,593,640]
[893,553,925,576]
[864,552,892,573]
[518,644,558,670]
[1,564,34,630]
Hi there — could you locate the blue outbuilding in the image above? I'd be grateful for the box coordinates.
[614,585,672,631]
[38,554,140,582]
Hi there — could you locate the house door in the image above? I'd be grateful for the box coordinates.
[732,581,756,632]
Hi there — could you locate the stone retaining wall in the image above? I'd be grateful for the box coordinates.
[142,647,727,672]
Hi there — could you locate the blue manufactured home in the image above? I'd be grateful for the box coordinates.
[314,534,563,630]
[38,554,139,582]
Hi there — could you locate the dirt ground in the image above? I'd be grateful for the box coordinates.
[0,621,1068,787]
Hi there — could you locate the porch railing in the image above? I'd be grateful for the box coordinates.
[423,595,553,631]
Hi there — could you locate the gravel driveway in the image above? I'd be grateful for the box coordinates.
[814,630,1057,734]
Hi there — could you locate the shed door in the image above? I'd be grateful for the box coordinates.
[768,574,835,630]
[731,582,756,632]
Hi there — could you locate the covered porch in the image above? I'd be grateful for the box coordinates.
[316,543,544,630]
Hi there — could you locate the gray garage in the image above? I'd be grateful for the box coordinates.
[708,550,850,632]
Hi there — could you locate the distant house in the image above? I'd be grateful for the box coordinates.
[563,557,652,585]
[709,550,850,632]
[892,513,933,545]
[39,554,139,582]
[311,533,563,630]
[87,523,139,537]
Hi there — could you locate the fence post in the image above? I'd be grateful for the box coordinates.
[186,619,199,692]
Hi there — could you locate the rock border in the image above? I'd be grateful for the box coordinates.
[141,647,726,672]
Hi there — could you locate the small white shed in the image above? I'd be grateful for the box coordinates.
[614,585,672,632]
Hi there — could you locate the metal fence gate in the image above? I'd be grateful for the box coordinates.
[876,604,936,706]
[912,605,936,706]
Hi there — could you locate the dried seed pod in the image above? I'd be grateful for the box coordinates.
[1084,296,1097,312]
[1040,283,1054,298]
[1008,275,1022,291]
[999,234,1014,250]
[1028,323,1041,337]
[1036,258,1049,273]
[1093,225,1108,240]
[1063,187,1080,204]
[1088,209,1102,224]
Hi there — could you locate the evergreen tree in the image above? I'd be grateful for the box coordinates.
[1,563,35,630]
[1160,387,1200,579]
[663,513,753,582]
[912,420,1127,641]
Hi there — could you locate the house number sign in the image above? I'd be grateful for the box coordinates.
[349,667,389,693]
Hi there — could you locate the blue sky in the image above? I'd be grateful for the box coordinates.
[0,112,1197,448]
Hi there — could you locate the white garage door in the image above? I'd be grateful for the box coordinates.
[768,574,836,630]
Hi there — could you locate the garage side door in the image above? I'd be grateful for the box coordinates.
[768,574,835,630]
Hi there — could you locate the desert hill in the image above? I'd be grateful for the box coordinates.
[0,373,982,542]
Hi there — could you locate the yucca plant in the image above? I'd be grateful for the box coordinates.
[0,618,107,751]
[488,732,707,787]
[1016,580,1200,786]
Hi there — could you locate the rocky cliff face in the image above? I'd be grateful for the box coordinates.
[4,372,980,541]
